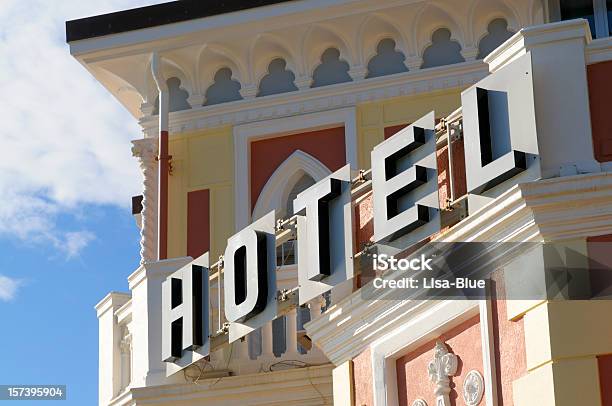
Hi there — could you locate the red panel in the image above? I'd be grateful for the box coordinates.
[587,62,612,162]
[159,130,170,260]
[250,127,346,210]
[395,316,482,406]
[187,189,210,259]
[599,354,612,406]
[384,124,408,139]
[587,234,612,298]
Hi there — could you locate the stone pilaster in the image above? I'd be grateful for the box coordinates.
[132,137,159,264]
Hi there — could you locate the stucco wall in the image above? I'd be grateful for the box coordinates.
[357,89,462,169]
[168,126,234,259]
[353,347,374,406]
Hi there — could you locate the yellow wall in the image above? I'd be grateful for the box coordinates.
[356,88,462,169]
[167,125,234,260]
[165,88,463,259]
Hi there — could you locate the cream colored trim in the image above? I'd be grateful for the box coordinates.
[479,298,498,406]
[252,150,331,221]
[333,361,355,406]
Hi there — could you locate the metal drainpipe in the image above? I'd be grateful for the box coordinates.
[446,119,455,206]
[151,52,170,261]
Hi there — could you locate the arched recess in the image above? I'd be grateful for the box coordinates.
[476,18,516,59]
[468,0,520,46]
[357,13,409,67]
[144,56,194,107]
[196,43,246,97]
[250,33,300,85]
[366,38,409,78]
[257,58,298,97]
[413,3,467,58]
[252,150,331,221]
[302,23,355,79]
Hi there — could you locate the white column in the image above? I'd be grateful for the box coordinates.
[348,65,367,81]
[311,299,322,321]
[234,336,249,360]
[262,321,275,358]
[132,138,159,264]
[119,328,132,391]
[294,75,312,90]
[95,292,130,405]
[285,310,299,357]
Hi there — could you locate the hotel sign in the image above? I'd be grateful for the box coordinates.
[161,53,539,375]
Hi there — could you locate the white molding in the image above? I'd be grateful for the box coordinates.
[370,300,479,406]
[586,36,612,64]
[109,364,334,406]
[252,150,331,221]
[138,61,486,137]
[479,297,498,406]
[233,107,358,231]
[95,292,131,318]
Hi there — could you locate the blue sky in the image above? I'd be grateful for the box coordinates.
[0,1,165,404]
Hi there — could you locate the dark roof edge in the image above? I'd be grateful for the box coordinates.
[65,0,294,43]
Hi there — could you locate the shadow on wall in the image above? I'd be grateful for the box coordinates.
[204,67,243,105]
[421,28,465,69]
[258,58,299,97]
[311,47,353,87]
[366,38,408,78]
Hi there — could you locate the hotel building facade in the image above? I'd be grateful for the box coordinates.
[67,1,612,405]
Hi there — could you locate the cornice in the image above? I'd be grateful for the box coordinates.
[126,364,333,405]
[139,61,487,137]
[586,36,612,64]
[485,19,591,73]
[306,172,612,365]
[127,257,192,290]
[95,291,131,318]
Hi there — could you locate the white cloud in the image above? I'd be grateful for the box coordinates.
[0,275,22,301]
[63,231,96,259]
[0,0,165,257]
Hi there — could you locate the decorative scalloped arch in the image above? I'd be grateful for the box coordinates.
[302,23,355,78]
[196,43,247,95]
[468,0,520,45]
[413,3,467,57]
[357,13,409,67]
[252,150,331,221]
[250,33,300,84]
